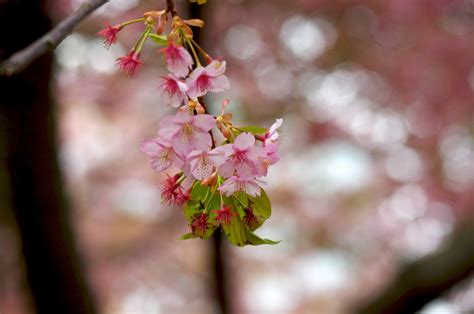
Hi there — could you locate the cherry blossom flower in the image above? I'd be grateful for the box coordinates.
[186,60,230,98]
[212,205,236,227]
[116,51,142,77]
[264,118,283,145]
[187,149,224,180]
[257,142,280,177]
[219,176,264,197]
[216,132,266,178]
[97,22,122,49]
[191,212,209,236]
[158,74,188,107]
[140,137,184,172]
[161,42,194,78]
[158,110,216,156]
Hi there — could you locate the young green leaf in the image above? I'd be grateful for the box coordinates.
[179,232,198,240]
[222,216,247,247]
[183,200,201,221]
[249,189,271,219]
[149,34,168,45]
[245,230,280,245]
[190,181,210,199]
[238,126,267,135]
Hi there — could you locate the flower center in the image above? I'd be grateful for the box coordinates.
[163,78,179,94]
[196,74,212,92]
[234,149,246,162]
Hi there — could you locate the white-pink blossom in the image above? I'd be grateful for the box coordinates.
[219,176,264,197]
[161,42,193,78]
[215,132,266,178]
[140,137,184,172]
[158,74,188,107]
[186,60,230,99]
[264,118,283,145]
[257,142,280,177]
[187,149,223,180]
[158,110,216,156]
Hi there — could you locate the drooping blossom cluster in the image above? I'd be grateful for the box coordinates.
[99,5,282,246]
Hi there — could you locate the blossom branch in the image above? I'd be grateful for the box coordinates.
[0,0,109,76]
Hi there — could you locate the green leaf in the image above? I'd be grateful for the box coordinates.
[199,224,217,239]
[190,182,209,200]
[234,192,248,207]
[179,232,198,240]
[222,216,247,247]
[245,230,280,245]
[222,214,280,246]
[149,34,168,45]
[183,200,200,221]
[238,126,267,135]
[249,189,271,219]
[190,0,207,4]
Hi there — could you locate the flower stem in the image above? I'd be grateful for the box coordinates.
[177,173,186,184]
[186,39,201,67]
[191,38,212,63]
[204,189,216,213]
[134,26,152,52]
[121,18,145,28]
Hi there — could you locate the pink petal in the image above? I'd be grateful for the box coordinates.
[235,159,257,179]
[150,152,172,172]
[243,180,261,197]
[190,155,214,180]
[166,46,193,78]
[140,139,162,156]
[160,90,184,107]
[172,128,211,156]
[268,118,283,136]
[158,115,179,140]
[189,130,212,152]
[208,147,228,167]
[176,79,189,93]
[219,177,238,196]
[246,145,266,160]
[174,110,193,124]
[193,114,216,131]
[187,65,205,81]
[209,75,230,93]
[206,60,226,77]
[218,159,237,178]
[234,132,255,151]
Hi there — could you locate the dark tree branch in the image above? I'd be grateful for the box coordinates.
[356,221,474,314]
[166,0,178,17]
[0,0,109,77]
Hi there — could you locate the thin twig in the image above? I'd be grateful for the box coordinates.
[0,0,109,76]
[166,0,178,17]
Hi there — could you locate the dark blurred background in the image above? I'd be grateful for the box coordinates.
[1,0,473,313]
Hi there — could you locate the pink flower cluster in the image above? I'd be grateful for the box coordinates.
[99,9,283,244]
[141,110,282,201]
[159,43,230,107]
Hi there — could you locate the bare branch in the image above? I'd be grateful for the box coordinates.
[0,0,109,76]
[166,0,178,17]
